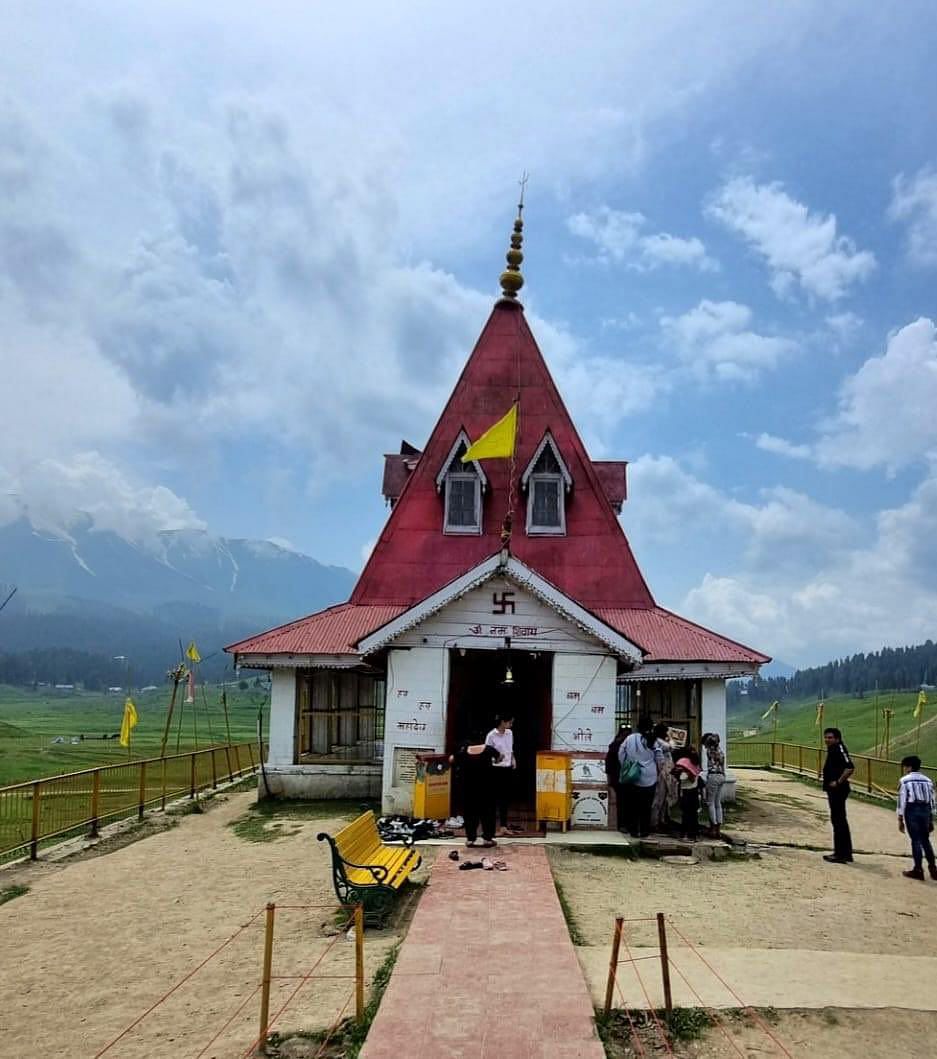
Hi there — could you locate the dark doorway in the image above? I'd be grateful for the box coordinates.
[446,649,553,819]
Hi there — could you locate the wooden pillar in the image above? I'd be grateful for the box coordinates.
[138,761,147,821]
[603,916,623,1016]
[90,770,101,838]
[657,913,673,1017]
[30,781,42,860]
[258,903,276,1055]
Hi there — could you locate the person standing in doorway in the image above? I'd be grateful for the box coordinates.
[701,733,726,840]
[822,726,855,864]
[450,735,499,848]
[605,724,632,832]
[650,723,675,832]
[897,755,936,881]
[486,714,517,836]
[618,719,659,837]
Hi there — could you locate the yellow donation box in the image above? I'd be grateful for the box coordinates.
[536,751,572,831]
[413,754,451,820]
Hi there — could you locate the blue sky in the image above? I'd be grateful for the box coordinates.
[1,2,936,666]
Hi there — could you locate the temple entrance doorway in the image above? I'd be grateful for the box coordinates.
[446,648,553,829]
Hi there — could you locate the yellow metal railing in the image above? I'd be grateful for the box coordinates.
[728,741,937,797]
[0,741,265,862]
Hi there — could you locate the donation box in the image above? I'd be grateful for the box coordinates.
[413,754,451,820]
[536,751,572,831]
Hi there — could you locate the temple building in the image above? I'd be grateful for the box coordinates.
[226,204,769,815]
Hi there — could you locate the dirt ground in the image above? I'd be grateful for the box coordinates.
[0,791,432,1058]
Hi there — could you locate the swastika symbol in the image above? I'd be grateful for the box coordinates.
[491,591,516,615]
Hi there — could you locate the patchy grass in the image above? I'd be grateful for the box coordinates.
[0,883,29,905]
[551,874,585,946]
[228,797,376,844]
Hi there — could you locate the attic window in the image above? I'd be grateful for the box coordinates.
[522,433,572,536]
[436,432,486,535]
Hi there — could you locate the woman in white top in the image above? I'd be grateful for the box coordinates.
[485,714,516,836]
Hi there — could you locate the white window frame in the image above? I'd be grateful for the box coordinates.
[437,430,486,535]
[522,432,572,536]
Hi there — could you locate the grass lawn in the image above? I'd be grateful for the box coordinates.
[0,683,269,786]
[730,689,937,763]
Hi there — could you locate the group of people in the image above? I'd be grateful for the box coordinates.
[604,719,727,840]
[449,713,520,848]
[821,726,936,880]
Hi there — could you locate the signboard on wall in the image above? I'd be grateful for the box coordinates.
[571,789,609,829]
[392,747,433,788]
[570,755,606,786]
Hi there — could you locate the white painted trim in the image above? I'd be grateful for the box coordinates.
[237,653,363,670]
[356,553,644,662]
[619,662,760,681]
[435,430,488,492]
[521,431,573,490]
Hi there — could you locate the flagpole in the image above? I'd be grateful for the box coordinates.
[873,681,879,756]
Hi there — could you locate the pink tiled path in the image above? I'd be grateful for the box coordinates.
[361,845,604,1059]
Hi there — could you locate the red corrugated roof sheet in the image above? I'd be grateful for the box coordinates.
[596,607,770,664]
[226,603,406,656]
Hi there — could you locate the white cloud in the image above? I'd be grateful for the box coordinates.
[567,206,717,272]
[707,176,876,301]
[825,311,863,345]
[660,299,796,382]
[754,433,812,460]
[889,166,937,266]
[815,318,937,471]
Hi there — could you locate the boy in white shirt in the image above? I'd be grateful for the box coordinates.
[486,714,517,836]
[897,755,937,881]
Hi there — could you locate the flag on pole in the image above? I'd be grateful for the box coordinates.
[914,690,927,719]
[185,641,201,664]
[185,668,195,705]
[815,701,825,727]
[761,700,779,720]
[119,697,138,747]
[461,403,518,462]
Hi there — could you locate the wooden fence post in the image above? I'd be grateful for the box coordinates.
[866,756,872,794]
[657,913,673,1017]
[90,769,101,838]
[258,903,276,1055]
[233,744,242,776]
[160,758,168,812]
[355,903,365,1021]
[138,761,147,821]
[30,781,42,860]
[604,916,624,1016]
[247,741,256,769]
[224,745,234,783]
[189,754,197,799]
[210,749,217,790]
[798,745,803,775]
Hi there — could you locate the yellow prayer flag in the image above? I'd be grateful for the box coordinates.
[119,697,138,747]
[815,701,824,727]
[461,404,517,462]
[761,700,779,721]
[914,690,927,719]
[185,641,201,664]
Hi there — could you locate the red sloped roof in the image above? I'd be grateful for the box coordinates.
[596,606,770,664]
[351,301,655,610]
[226,603,407,656]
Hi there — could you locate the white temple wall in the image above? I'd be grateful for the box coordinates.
[381,647,448,813]
[268,668,297,766]
[701,678,727,758]
[551,653,617,755]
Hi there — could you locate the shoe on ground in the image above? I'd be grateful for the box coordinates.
[823,854,850,864]
[465,839,477,848]
[904,867,926,880]
[929,862,937,881]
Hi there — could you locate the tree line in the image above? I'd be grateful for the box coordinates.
[729,639,937,709]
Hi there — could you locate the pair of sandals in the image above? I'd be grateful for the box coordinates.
[456,855,508,871]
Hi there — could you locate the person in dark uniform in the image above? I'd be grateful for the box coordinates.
[605,724,632,832]
[450,734,499,848]
[822,726,855,863]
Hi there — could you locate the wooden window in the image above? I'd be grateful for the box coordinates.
[297,670,385,763]
[443,444,482,534]
[526,442,567,535]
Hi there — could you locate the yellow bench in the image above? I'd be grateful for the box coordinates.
[317,811,422,925]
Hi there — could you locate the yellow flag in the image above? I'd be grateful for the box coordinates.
[119,697,138,747]
[186,641,201,663]
[915,690,927,719]
[815,701,824,727]
[761,700,779,721]
[461,404,517,462]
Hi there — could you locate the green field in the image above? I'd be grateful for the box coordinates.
[0,683,269,787]
[729,688,937,763]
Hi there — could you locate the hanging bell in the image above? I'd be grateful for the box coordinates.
[503,666,514,686]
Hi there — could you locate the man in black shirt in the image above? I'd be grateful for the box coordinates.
[822,726,855,863]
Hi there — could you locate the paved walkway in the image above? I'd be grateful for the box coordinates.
[361,844,604,1059]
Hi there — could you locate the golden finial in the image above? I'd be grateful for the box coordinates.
[499,172,527,303]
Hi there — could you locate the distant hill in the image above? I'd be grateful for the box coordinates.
[0,518,357,682]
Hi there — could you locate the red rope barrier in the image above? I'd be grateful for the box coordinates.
[666,921,794,1058]
[241,922,354,1057]
[663,954,746,1058]
[193,984,262,1059]
[612,976,647,1057]
[312,988,355,1059]
[618,927,674,1055]
[94,909,265,1057]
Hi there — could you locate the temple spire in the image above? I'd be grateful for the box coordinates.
[498,172,527,304]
